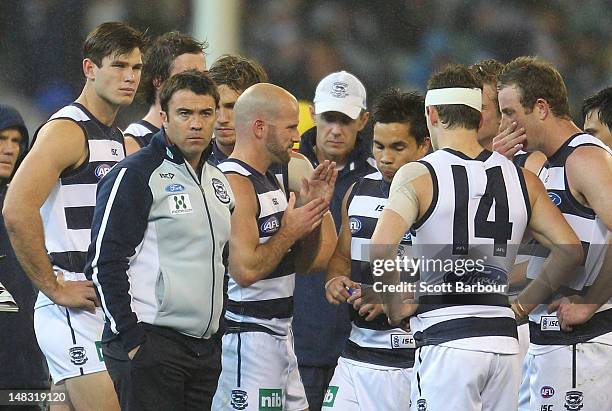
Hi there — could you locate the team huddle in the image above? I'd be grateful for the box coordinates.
[1,21,611,411]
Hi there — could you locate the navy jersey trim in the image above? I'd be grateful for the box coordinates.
[416,293,509,315]
[342,340,415,368]
[227,297,294,320]
[412,160,438,230]
[225,320,284,336]
[515,165,531,224]
[529,309,612,345]
[414,316,518,347]
[64,206,95,230]
[50,251,88,274]
[442,148,494,162]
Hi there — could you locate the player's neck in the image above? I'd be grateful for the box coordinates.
[539,118,582,158]
[230,146,271,175]
[479,135,494,151]
[142,103,163,128]
[216,140,234,157]
[76,87,120,126]
[436,129,485,158]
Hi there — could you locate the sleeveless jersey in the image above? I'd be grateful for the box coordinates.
[527,133,612,347]
[344,171,415,368]
[409,148,530,353]
[218,159,295,336]
[37,103,125,308]
[123,119,159,148]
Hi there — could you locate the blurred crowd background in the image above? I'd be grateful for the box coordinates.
[1,0,610,134]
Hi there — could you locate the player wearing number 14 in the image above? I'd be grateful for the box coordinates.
[370,65,581,411]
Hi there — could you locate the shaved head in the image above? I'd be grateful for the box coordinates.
[234,83,298,139]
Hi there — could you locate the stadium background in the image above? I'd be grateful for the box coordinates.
[0,0,610,136]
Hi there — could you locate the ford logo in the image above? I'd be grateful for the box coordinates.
[165,183,185,193]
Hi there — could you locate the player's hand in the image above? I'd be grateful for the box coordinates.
[325,276,360,305]
[385,301,417,331]
[347,288,384,321]
[127,345,140,360]
[48,271,99,313]
[298,160,337,206]
[282,192,328,242]
[547,296,599,332]
[492,121,526,159]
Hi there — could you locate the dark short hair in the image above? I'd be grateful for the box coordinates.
[82,22,146,67]
[372,88,428,145]
[582,87,612,130]
[427,64,482,130]
[498,56,571,119]
[141,31,208,106]
[159,70,219,113]
[208,54,268,93]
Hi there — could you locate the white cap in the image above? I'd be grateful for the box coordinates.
[313,71,367,119]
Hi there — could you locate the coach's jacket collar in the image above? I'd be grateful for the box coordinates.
[150,128,213,167]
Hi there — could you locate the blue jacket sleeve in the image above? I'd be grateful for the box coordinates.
[85,166,153,351]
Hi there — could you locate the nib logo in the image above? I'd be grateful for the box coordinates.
[258,388,282,410]
[323,386,339,407]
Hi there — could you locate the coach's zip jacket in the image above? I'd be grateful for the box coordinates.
[85,130,234,352]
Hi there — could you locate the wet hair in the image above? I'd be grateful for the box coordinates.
[427,64,482,130]
[372,88,428,145]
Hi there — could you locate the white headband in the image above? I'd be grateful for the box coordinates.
[425,88,482,112]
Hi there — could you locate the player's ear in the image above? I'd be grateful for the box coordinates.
[253,119,265,139]
[83,58,96,80]
[309,105,316,124]
[357,111,369,131]
[160,110,168,128]
[535,98,549,120]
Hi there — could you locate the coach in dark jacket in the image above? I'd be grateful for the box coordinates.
[0,105,49,399]
[293,71,376,410]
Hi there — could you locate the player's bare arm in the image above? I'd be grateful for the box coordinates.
[512,170,583,319]
[3,120,98,312]
[547,147,612,329]
[124,134,142,155]
[325,183,360,305]
[370,162,432,326]
[226,173,327,287]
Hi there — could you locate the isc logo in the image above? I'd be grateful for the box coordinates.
[540,316,560,331]
[261,216,280,234]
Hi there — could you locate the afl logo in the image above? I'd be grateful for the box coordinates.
[261,215,280,234]
[541,386,555,398]
[349,217,362,234]
[165,183,185,193]
[548,192,562,206]
[95,163,112,179]
[212,178,230,204]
